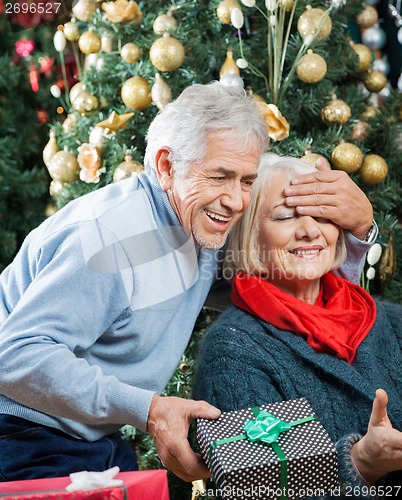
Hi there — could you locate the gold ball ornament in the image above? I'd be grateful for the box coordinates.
[121,76,152,111]
[62,113,78,132]
[379,234,396,288]
[321,98,352,126]
[120,43,141,63]
[47,147,79,182]
[101,32,115,53]
[44,203,58,218]
[364,70,387,93]
[153,12,178,34]
[351,120,370,141]
[359,154,388,185]
[151,73,173,110]
[72,91,99,114]
[356,5,378,29]
[149,33,185,72]
[300,152,322,166]
[297,7,332,41]
[219,50,240,78]
[217,0,241,25]
[72,0,97,22]
[351,43,373,72]
[279,0,295,12]
[331,143,364,173]
[78,30,102,54]
[43,130,60,168]
[360,104,379,121]
[113,153,144,182]
[69,82,86,105]
[49,180,65,197]
[296,50,327,84]
[64,21,80,42]
[101,0,142,23]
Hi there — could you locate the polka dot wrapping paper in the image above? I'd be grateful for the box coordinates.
[197,398,338,499]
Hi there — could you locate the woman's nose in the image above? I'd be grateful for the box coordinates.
[295,216,321,240]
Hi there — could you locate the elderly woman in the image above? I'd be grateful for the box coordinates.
[194,153,402,492]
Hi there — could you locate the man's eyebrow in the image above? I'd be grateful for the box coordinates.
[213,167,258,180]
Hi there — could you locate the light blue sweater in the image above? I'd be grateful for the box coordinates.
[0,172,219,440]
[0,171,373,442]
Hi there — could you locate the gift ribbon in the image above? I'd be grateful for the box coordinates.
[209,407,317,500]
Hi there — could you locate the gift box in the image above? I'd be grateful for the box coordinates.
[197,398,338,499]
[0,470,169,500]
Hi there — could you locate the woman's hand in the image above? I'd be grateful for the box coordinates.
[351,389,402,484]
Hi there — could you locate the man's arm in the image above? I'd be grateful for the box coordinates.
[147,395,221,482]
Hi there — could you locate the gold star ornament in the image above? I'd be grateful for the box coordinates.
[96,111,134,133]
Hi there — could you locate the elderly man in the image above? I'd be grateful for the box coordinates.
[0,82,374,483]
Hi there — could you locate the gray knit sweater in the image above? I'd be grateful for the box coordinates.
[194,299,402,498]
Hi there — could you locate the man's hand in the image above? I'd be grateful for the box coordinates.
[147,394,221,482]
[284,157,373,240]
[351,389,402,484]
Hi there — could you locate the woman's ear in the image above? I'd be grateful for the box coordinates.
[154,147,174,192]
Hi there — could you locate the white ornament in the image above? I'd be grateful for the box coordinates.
[241,0,256,7]
[89,126,106,148]
[236,57,248,68]
[367,242,382,266]
[53,30,66,52]
[50,85,61,98]
[96,57,105,70]
[270,14,277,26]
[231,8,244,29]
[85,53,98,70]
[366,266,376,280]
[265,0,277,11]
[331,0,346,7]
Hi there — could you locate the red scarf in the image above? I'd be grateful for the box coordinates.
[231,272,376,364]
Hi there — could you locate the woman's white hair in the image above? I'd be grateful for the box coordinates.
[223,153,347,281]
[143,81,269,174]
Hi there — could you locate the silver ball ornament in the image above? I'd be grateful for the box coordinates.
[398,27,402,45]
[219,74,245,89]
[361,26,386,50]
[372,57,390,76]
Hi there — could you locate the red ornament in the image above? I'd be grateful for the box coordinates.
[37,109,49,124]
[39,56,55,77]
[29,62,39,92]
[15,39,35,58]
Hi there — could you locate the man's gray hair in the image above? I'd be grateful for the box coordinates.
[144,81,269,174]
[224,153,347,280]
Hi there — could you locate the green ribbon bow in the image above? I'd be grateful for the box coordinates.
[243,410,292,444]
[209,407,317,500]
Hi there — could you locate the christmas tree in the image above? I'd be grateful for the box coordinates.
[42,0,402,497]
[0,2,61,272]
